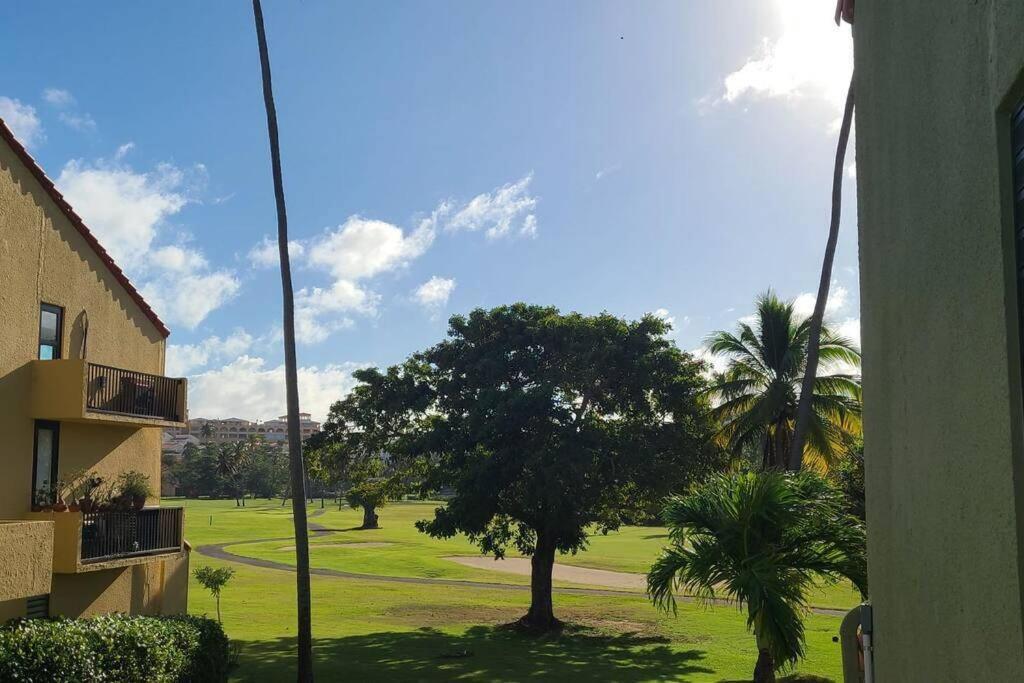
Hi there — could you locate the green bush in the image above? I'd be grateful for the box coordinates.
[0,613,230,682]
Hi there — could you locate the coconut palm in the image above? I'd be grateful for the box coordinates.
[251,1,313,679]
[648,471,867,683]
[706,291,860,471]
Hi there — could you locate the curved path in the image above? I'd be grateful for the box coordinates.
[194,511,849,617]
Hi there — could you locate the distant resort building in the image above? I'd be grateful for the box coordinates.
[169,413,321,448]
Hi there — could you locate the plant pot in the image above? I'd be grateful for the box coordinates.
[41,505,53,513]
[80,499,94,513]
[132,495,146,510]
[31,504,42,512]
[68,503,80,512]
[52,502,67,512]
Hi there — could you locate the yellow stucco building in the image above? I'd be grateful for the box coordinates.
[0,117,190,622]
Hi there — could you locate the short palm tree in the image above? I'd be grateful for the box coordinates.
[706,291,860,471]
[648,471,867,682]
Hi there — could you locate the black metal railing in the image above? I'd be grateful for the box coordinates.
[86,363,185,422]
[80,508,184,563]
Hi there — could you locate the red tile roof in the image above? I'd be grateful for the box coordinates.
[0,117,171,338]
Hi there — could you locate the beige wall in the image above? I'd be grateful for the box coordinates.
[0,123,187,619]
[0,130,166,518]
[855,1,1024,679]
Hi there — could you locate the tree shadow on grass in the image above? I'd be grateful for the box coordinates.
[234,625,713,682]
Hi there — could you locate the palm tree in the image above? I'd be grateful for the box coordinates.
[706,291,860,471]
[789,71,856,470]
[648,471,867,683]
[251,1,313,680]
[199,422,214,443]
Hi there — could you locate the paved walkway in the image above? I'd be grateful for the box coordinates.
[193,511,849,617]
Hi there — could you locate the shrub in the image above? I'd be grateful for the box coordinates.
[0,613,230,682]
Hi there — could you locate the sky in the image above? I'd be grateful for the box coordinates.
[0,1,858,422]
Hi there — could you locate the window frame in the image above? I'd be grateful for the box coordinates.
[31,420,60,506]
[38,302,64,360]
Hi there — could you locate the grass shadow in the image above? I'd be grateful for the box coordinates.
[234,625,712,681]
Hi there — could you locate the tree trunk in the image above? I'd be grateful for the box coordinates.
[361,504,379,529]
[789,71,856,471]
[251,2,314,680]
[753,648,776,683]
[521,533,559,631]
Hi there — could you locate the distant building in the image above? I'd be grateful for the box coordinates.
[161,432,201,458]
[171,413,320,447]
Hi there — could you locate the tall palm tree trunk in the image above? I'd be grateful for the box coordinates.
[788,72,856,471]
[251,2,314,680]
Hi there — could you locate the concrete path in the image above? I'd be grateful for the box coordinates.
[193,513,849,617]
[445,556,647,591]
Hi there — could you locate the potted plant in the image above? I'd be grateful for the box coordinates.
[33,482,54,512]
[116,470,153,510]
[71,471,104,513]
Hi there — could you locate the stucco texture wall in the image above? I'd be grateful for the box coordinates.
[50,552,188,618]
[0,521,53,602]
[855,1,1024,679]
[0,131,167,519]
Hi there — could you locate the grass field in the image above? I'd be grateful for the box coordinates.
[181,498,854,681]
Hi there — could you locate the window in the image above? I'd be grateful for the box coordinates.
[32,421,59,505]
[38,303,63,360]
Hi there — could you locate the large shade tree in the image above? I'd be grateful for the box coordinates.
[707,292,861,471]
[307,366,431,529]
[412,304,720,631]
[648,471,867,683]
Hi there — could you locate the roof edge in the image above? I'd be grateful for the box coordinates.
[0,117,170,338]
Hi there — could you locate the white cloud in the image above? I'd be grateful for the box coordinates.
[56,154,238,329]
[413,276,456,310]
[595,164,620,181]
[57,158,188,267]
[42,88,74,107]
[248,235,305,268]
[142,271,240,330]
[0,97,43,147]
[187,355,367,422]
[166,329,255,376]
[716,0,852,116]
[793,285,848,318]
[114,142,135,160]
[692,346,730,376]
[58,111,97,132]
[309,216,434,281]
[445,173,538,239]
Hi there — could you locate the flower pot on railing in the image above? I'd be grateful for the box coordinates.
[132,496,146,511]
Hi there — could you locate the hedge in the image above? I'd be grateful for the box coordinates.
[0,614,230,682]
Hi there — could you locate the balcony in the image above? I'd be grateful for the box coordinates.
[30,359,187,428]
[25,508,185,573]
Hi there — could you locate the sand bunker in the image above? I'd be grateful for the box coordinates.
[444,556,645,590]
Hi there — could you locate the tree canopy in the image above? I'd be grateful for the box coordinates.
[706,291,861,471]
[410,304,721,629]
[307,365,431,528]
[648,471,867,681]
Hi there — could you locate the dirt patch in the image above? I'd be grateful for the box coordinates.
[276,542,394,551]
[444,556,646,590]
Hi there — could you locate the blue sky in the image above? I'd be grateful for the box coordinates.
[0,1,857,421]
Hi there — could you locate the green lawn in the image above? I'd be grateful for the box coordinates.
[181,498,853,681]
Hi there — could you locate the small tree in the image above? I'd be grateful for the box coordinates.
[648,471,867,682]
[193,565,235,623]
[411,304,719,631]
[307,366,429,529]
